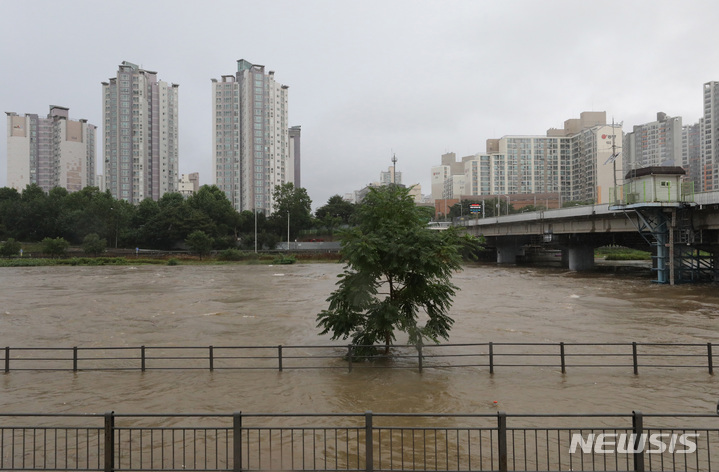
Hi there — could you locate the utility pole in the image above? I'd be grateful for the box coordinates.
[612,119,618,204]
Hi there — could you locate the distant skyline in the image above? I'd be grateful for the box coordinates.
[3,1,719,209]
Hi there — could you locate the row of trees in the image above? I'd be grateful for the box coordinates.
[0,183,359,251]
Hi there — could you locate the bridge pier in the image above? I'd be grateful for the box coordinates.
[496,243,522,264]
[567,245,595,271]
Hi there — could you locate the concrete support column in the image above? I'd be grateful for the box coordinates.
[496,243,522,264]
[567,245,594,271]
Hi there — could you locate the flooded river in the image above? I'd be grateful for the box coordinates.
[0,263,717,416]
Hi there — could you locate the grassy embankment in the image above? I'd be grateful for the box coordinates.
[595,246,652,261]
[0,246,341,267]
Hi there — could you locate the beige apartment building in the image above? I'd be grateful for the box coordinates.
[102,61,179,203]
[6,106,96,193]
[212,60,293,213]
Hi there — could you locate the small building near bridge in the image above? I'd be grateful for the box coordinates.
[623,166,688,203]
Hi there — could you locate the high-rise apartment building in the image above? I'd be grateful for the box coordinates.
[289,125,301,188]
[178,172,200,197]
[212,59,291,213]
[102,61,179,203]
[380,165,402,186]
[682,122,701,191]
[431,152,465,201]
[701,81,719,191]
[433,112,624,205]
[623,112,682,175]
[6,106,96,193]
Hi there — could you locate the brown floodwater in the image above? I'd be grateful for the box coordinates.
[0,263,717,416]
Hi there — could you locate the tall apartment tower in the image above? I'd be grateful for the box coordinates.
[701,81,719,191]
[212,59,290,213]
[102,61,179,203]
[6,106,96,193]
[288,125,301,188]
[623,112,682,174]
[682,122,701,191]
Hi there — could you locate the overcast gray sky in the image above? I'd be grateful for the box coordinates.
[2,0,719,209]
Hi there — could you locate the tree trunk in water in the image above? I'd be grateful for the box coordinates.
[384,332,391,355]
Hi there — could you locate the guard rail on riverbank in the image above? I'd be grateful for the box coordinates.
[0,411,717,471]
[2,342,715,374]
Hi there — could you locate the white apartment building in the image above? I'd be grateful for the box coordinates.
[431,152,465,201]
[6,106,96,193]
[380,165,402,186]
[433,112,624,205]
[701,81,719,191]
[212,60,290,213]
[102,61,179,203]
[178,172,200,197]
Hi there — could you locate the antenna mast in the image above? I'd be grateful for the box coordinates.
[391,153,397,185]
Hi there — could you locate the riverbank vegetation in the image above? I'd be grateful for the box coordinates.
[595,246,652,260]
[0,183,356,254]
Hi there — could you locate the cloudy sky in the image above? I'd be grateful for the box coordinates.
[2,0,719,209]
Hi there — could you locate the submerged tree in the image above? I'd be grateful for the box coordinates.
[316,185,482,356]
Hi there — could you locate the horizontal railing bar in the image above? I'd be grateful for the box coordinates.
[6,342,716,349]
[3,411,718,418]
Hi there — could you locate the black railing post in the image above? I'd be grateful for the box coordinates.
[560,342,566,373]
[489,342,494,374]
[73,346,78,372]
[5,346,10,373]
[708,342,714,375]
[104,411,115,472]
[348,345,353,373]
[497,412,507,472]
[417,344,423,373]
[233,412,242,472]
[632,342,638,375]
[141,346,146,372]
[278,345,283,372]
[209,346,214,371]
[365,411,373,472]
[632,411,644,472]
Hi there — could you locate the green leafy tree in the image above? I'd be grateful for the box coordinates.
[0,187,21,239]
[269,183,313,240]
[186,230,213,259]
[186,185,240,240]
[82,233,107,256]
[0,238,21,257]
[316,185,482,356]
[448,199,477,219]
[315,195,355,224]
[41,237,69,258]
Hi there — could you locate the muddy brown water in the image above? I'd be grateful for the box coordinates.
[0,263,717,416]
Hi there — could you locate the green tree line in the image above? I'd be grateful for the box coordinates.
[0,183,358,252]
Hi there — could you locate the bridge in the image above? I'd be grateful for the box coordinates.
[455,189,719,285]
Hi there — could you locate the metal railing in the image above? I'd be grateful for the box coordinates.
[1,342,715,374]
[0,411,717,471]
